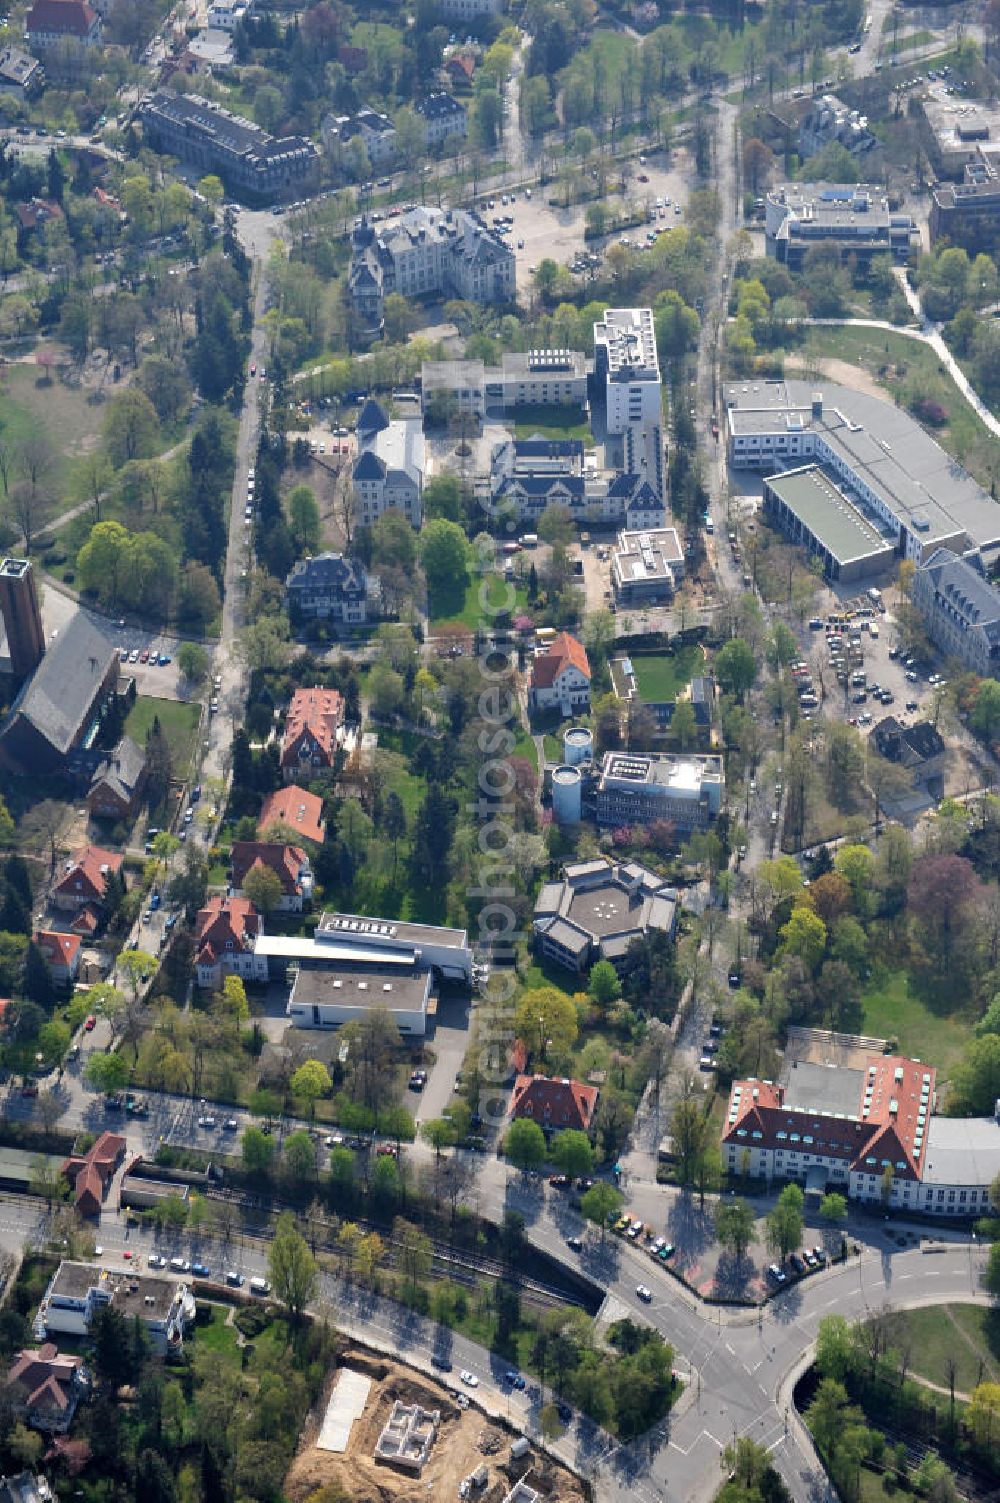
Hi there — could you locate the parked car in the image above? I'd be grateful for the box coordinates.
[635,1284,652,1302]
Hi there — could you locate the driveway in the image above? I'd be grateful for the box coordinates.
[415,991,472,1125]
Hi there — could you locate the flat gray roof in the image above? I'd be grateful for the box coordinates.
[317,913,468,950]
[922,1115,1000,1186]
[725,379,1000,553]
[290,964,430,1014]
[766,466,892,565]
[781,1062,864,1117]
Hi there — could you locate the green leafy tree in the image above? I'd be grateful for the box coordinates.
[419,518,470,594]
[242,1125,275,1175]
[177,642,209,684]
[85,1052,130,1094]
[819,1191,848,1226]
[513,986,578,1064]
[580,1180,624,1240]
[588,959,622,1009]
[420,1116,456,1159]
[283,1129,316,1181]
[287,485,321,554]
[715,1196,756,1261]
[505,1117,546,1170]
[242,864,284,917]
[552,1129,594,1178]
[779,905,827,971]
[766,1182,804,1261]
[289,1059,331,1117]
[714,637,757,699]
[268,1211,317,1323]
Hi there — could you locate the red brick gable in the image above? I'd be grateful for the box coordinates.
[529,632,591,691]
[26,0,97,34]
[509,1074,598,1132]
[52,846,123,905]
[231,841,308,898]
[34,929,81,971]
[195,895,260,968]
[281,687,344,770]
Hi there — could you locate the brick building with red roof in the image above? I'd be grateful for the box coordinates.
[721,1053,952,1213]
[527,632,591,717]
[9,1343,84,1433]
[33,929,81,986]
[508,1074,599,1135]
[50,846,123,912]
[194,894,268,990]
[280,687,345,779]
[62,1131,126,1218]
[231,840,313,913]
[258,784,326,846]
[25,0,101,51]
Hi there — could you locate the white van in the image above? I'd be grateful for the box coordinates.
[249,1276,271,1296]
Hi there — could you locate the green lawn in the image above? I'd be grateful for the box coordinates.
[195,1305,242,1367]
[885,27,934,52]
[543,733,563,762]
[631,644,706,703]
[893,1305,1000,1395]
[512,407,592,442]
[125,697,202,775]
[860,970,972,1077]
[429,571,529,629]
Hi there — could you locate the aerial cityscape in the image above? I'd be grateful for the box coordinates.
[0,0,996,1500]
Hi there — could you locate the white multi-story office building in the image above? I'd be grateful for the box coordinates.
[595,751,724,831]
[416,92,467,150]
[593,308,662,434]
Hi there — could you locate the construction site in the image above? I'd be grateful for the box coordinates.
[284,1348,590,1503]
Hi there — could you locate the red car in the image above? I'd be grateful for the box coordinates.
[84,1015,96,1031]
[139,649,149,664]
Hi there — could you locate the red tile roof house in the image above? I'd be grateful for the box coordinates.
[527,632,591,718]
[231,840,313,913]
[509,1074,599,1135]
[9,1343,85,1433]
[258,784,326,846]
[25,0,102,51]
[194,894,268,991]
[50,846,123,913]
[280,687,345,780]
[62,1131,126,1218]
[33,930,81,987]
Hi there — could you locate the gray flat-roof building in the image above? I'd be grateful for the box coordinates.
[725,379,1000,565]
[533,858,677,974]
[140,91,318,202]
[764,183,916,267]
[611,526,685,604]
[255,909,471,985]
[595,752,724,832]
[287,959,432,1036]
[763,466,896,582]
[34,1262,195,1355]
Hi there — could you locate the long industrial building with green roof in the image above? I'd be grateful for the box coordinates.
[762,466,896,582]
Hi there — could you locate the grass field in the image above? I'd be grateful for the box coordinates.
[125,697,201,775]
[892,1305,1000,1395]
[860,970,972,1077]
[885,27,934,52]
[632,644,706,702]
[512,406,592,442]
[543,733,563,762]
[798,326,997,491]
[196,1305,242,1365]
[0,366,108,519]
[429,571,529,629]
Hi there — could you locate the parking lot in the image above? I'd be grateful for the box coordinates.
[470,148,692,295]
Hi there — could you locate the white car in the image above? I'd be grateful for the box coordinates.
[148,1254,167,1269]
[459,1369,478,1387]
[170,1257,190,1273]
[454,1392,470,1410]
[197,1115,216,1129]
[636,1284,652,1302]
